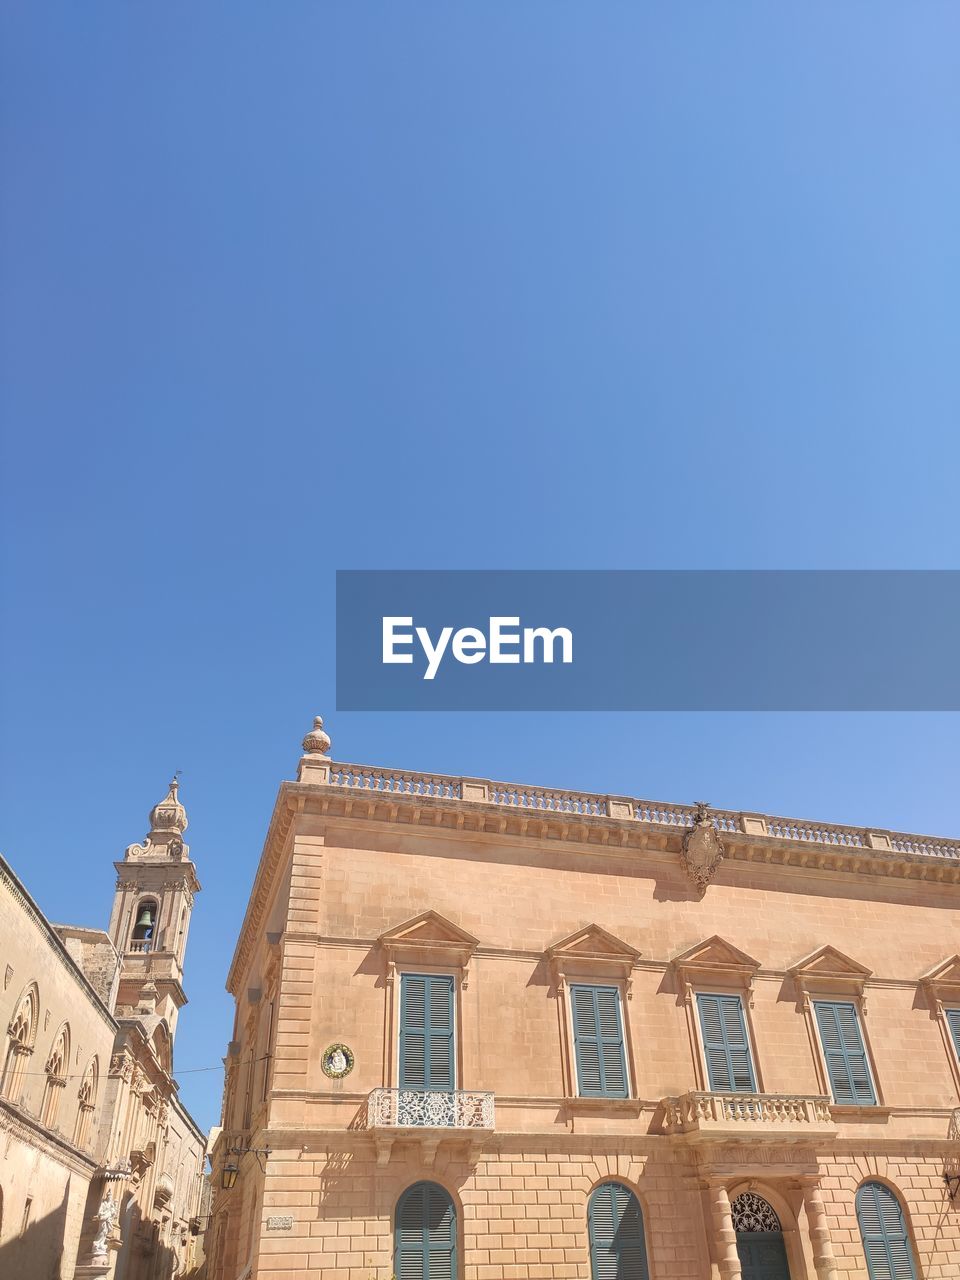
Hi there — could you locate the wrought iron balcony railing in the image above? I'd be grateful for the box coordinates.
[662,1091,836,1140]
[366,1088,494,1131]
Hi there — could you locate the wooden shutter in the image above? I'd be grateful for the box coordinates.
[814,1001,875,1105]
[856,1181,917,1280]
[570,984,628,1098]
[588,1181,650,1280]
[696,993,756,1091]
[400,974,455,1091]
[946,1008,960,1060]
[395,1181,457,1280]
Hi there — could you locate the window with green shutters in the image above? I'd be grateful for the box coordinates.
[395,1181,457,1280]
[856,1181,917,1280]
[814,1000,876,1105]
[695,993,756,1092]
[399,974,455,1091]
[588,1181,650,1280]
[946,1008,960,1062]
[570,984,629,1098]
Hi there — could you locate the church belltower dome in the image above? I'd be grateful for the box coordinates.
[148,777,188,835]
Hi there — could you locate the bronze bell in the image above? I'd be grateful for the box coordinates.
[136,906,155,928]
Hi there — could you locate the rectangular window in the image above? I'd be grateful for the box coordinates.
[21,1196,32,1237]
[946,1008,960,1061]
[814,1000,876,1105]
[261,999,275,1102]
[570,983,629,1098]
[399,973,455,1092]
[696,993,756,1092]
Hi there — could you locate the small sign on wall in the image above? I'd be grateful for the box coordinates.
[266,1216,294,1232]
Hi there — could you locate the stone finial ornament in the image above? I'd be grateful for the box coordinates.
[681,801,725,898]
[302,715,331,758]
[125,777,190,860]
[149,777,188,835]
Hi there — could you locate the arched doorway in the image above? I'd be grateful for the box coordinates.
[395,1181,457,1280]
[732,1192,791,1280]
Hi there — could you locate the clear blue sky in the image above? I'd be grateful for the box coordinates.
[1,5,958,1133]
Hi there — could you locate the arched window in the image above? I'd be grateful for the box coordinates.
[395,1181,457,1280]
[40,1024,70,1128]
[152,1025,171,1073]
[587,1181,650,1280]
[2,985,38,1103]
[74,1057,99,1149]
[131,900,158,951]
[856,1182,918,1280]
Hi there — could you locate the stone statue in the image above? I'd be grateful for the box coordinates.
[92,1194,118,1257]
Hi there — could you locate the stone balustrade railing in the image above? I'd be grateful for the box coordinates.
[322,762,960,862]
[662,1091,834,1136]
[328,764,461,799]
[366,1088,495,1131]
[488,782,607,816]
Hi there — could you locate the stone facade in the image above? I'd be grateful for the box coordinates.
[207,718,960,1280]
[0,781,208,1280]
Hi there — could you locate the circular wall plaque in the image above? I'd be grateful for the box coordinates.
[321,1043,355,1079]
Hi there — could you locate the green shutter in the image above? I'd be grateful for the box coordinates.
[814,1001,875,1105]
[696,994,756,1091]
[400,974,455,1092]
[571,984,628,1098]
[946,1008,960,1061]
[588,1181,650,1280]
[395,1181,457,1280]
[856,1181,917,1280]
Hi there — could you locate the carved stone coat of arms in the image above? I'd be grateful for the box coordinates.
[681,802,725,897]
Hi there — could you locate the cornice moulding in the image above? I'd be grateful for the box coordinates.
[0,857,119,1033]
[226,772,960,996]
[293,781,960,883]
[0,1096,99,1174]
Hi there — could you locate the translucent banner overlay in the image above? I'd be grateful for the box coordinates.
[336,570,960,711]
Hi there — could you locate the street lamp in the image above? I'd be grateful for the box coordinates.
[220,1143,270,1190]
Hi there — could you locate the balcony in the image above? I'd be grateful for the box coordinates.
[365,1088,495,1166]
[661,1091,837,1143]
[154,1172,174,1209]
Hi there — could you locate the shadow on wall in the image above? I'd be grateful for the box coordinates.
[113,1193,200,1280]
[0,1178,70,1280]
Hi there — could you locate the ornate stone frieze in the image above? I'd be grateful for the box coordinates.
[109,1052,133,1081]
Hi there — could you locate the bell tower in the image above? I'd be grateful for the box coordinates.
[108,778,201,1048]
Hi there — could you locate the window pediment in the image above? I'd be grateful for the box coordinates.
[672,935,760,990]
[546,925,640,985]
[920,955,960,1004]
[377,911,478,970]
[788,945,872,997]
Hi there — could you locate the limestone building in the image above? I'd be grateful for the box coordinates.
[0,781,208,1280]
[208,719,960,1280]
